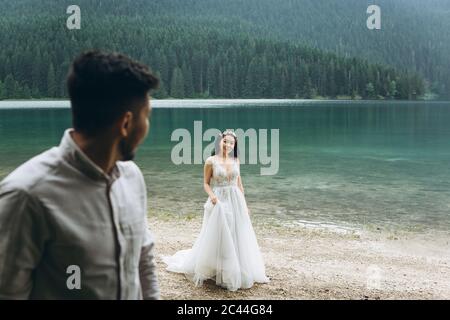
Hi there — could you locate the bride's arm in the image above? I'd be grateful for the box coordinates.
[236,158,250,214]
[237,175,245,195]
[236,158,245,195]
[204,157,218,204]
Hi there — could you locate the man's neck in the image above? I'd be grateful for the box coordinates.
[71,130,120,174]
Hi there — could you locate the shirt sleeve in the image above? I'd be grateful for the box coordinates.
[0,188,47,299]
[138,217,160,300]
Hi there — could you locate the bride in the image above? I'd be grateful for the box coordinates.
[162,129,269,291]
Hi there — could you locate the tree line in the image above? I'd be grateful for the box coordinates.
[0,2,426,100]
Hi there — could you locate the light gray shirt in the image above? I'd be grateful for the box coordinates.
[0,129,159,299]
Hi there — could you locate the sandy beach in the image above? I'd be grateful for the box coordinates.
[149,210,450,300]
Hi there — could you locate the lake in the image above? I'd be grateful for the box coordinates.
[1,99,450,235]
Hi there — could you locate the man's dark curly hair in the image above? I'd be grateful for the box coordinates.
[67,50,159,135]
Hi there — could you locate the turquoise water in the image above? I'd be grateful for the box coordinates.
[1,100,450,234]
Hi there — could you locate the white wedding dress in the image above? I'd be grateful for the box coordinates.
[162,155,269,291]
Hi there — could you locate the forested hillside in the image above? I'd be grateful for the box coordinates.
[0,0,440,100]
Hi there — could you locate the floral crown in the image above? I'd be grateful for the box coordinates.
[222,129,236,138]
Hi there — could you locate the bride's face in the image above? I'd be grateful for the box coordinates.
[221,134,235,155]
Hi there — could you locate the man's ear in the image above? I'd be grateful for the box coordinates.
[119,111,134,137]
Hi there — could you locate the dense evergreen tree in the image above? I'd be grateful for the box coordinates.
[4,75,15,99]
[365,83,376,99]
[47,63,57,98]
[181,63,194,98]
[388,81,397,99]
[170,67,185,98]
[152,71,168,99]
[0,80,4,100]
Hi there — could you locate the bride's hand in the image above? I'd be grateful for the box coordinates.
[247,206,251,215]
[210,195,218,205]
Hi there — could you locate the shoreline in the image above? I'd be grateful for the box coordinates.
[149,210,450,300]
[1,98,449,103]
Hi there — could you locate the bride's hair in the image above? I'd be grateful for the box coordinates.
[211,130,239,158]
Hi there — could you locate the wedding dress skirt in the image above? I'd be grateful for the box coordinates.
[162,156,269,291]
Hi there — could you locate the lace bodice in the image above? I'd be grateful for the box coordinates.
[207,155,240,187]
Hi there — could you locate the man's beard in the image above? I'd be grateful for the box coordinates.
[119,136,136,161]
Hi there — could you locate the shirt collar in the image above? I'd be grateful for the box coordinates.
[59,128,121,184]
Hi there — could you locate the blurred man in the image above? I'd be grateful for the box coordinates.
[0,50,160,299]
